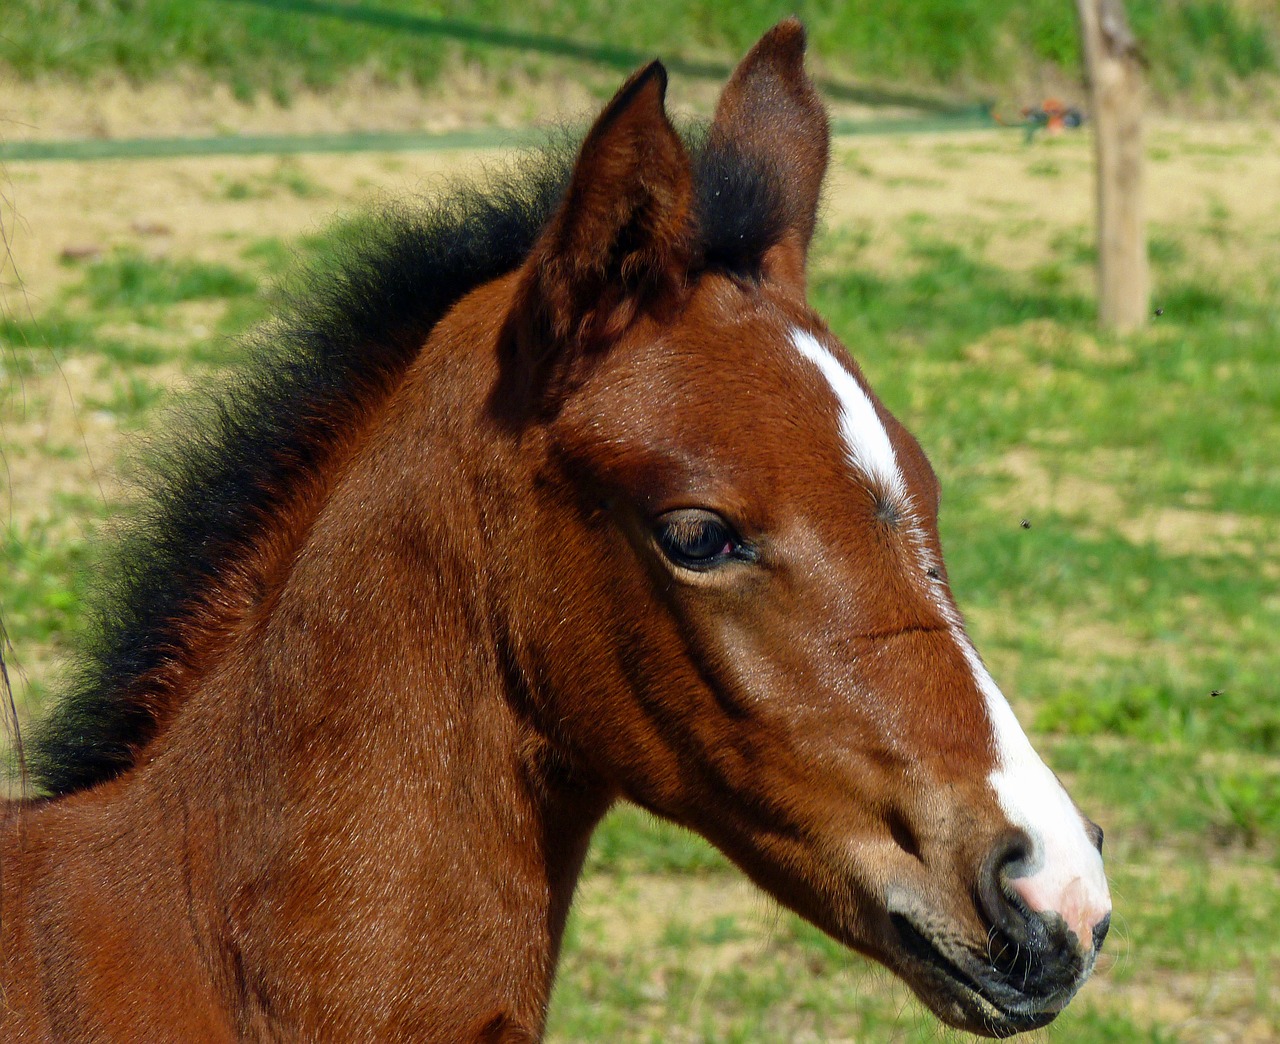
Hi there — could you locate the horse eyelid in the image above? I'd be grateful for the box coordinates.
[653,510,759,571]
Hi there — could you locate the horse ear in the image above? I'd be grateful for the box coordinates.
[708,18,829,288]
[510,61,694,406]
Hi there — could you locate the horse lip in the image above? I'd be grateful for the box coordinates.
[888,913,1065,1037]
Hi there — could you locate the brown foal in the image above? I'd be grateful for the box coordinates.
[1,21,1109,1041]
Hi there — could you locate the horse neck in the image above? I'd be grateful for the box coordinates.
[4,279,611,1039]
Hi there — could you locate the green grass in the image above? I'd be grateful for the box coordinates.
[0,249,269,679]
[1,519,98,650]
[75,249,258,313]
[0,0,1276,105]
[586,806,731,876]
[800,220,1280,774]
[217,161,329,201]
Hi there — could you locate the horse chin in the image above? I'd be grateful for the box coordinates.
[883,913,1075,1039]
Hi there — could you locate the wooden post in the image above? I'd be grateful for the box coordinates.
[1075,0,1148,331]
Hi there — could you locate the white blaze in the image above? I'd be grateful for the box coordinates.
[790,328,908,504]
[790,324,1111,950]
[962,636,1111,946]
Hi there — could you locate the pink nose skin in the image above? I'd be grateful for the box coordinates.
[1012,872,1111,953]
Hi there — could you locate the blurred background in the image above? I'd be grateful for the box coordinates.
[2,2,1278,1040]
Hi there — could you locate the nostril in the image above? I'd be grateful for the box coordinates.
[976,830,1038,947]
[1092,913,1111,953]
[1084,818,1104,854]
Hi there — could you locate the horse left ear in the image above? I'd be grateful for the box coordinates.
[708,18,829,290]
[508,61,694,411]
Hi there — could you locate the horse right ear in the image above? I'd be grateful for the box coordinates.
[506,61,695,413]
[707,18,829,290]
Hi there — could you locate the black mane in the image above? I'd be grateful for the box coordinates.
[26,128,791,796]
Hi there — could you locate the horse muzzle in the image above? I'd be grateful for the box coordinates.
[883,825,1110,1038]
[886,898,1108,1038]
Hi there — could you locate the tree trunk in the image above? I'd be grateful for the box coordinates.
[1075,0,1148,331]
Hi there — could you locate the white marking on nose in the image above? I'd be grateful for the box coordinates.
[790,328,908,504]
[790,325,1108,945]
[916,554,1110,947]
[959,636,1112,950]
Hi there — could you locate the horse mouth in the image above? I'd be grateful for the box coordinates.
[889,914,1067,1038]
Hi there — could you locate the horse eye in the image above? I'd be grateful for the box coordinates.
[654,510,745,571]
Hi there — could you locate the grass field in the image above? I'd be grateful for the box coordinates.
[2,111,1279,1040]
[2,0,1278,109]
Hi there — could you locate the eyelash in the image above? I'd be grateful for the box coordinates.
[654,510,754,571]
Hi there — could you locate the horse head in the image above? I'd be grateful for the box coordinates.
[495,21,1110,1036]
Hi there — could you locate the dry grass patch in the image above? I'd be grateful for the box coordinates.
[1117,507,1276,560]
[0,150,488,303]
[983,446,1128,522]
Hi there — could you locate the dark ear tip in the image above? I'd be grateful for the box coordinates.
[587,59,672,143]
[629,59,669,103]
[761,16,808,57]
